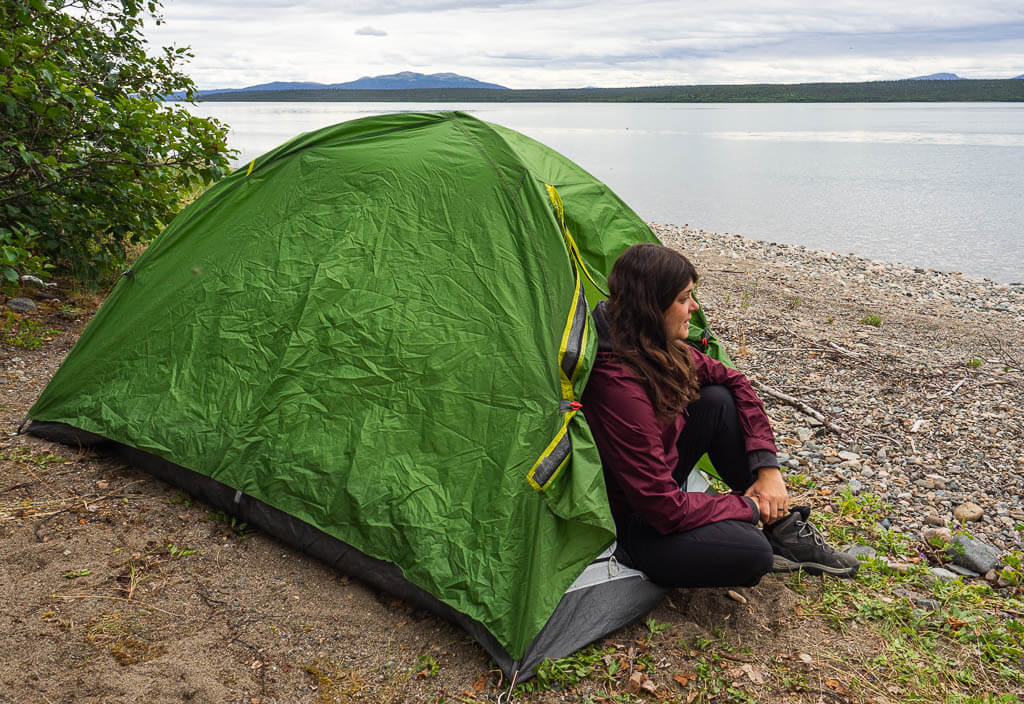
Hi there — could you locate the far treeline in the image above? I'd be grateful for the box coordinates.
[197,79,1024,103]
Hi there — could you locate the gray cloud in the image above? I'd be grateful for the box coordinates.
[145,0,1024,89]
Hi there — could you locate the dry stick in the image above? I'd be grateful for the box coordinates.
[826,340,864,358]
[30,482,147,541]
[751,380,847,435]
[48,593,185,619]
[761,347,829,354]
[946,377,969,396]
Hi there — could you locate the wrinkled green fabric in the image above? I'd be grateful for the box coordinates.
[30,111,662,658]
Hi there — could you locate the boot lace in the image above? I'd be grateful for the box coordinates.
[795,518,828,548]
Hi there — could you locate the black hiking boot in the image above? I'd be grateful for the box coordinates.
[765,506,860,578]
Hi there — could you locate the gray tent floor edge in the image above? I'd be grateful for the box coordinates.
[25,420,668,680]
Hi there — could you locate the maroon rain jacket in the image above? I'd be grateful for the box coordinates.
[582,338,778,536]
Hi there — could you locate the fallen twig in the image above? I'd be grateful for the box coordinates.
[946,377,968,396]
[826,340,864,358]
[751,380,847,436]
[48,593,186,619]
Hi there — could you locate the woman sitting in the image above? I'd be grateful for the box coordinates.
[582,243,858,587]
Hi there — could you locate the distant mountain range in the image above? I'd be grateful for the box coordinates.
[161,71,1024,102]
[908,72,964,80]
[167,71,507,99]
[907,72,1024,80]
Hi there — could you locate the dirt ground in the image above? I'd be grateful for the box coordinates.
[3,230,1022,703]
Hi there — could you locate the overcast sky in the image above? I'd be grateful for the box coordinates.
[144,0,1024,89]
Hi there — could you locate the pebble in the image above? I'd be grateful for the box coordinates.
[727,590,747,605]
[845,545,877,560]
[923,527,952,543]
[946,564,981,578]
[954,502,984,523]
[930,567,960,581]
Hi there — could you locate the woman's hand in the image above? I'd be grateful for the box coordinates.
[744,466,789,525]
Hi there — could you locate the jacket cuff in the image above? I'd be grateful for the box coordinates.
[742,495,760,524]
[747,450,779,474]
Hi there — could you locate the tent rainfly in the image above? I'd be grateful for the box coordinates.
[27,111,726,679]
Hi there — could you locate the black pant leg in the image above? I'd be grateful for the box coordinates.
[617,515,773,588]
[675,384,755,493]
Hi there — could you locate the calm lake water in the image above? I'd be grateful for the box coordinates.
[184,102,1024,283]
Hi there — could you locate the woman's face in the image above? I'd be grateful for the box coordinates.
[662,280,699,344]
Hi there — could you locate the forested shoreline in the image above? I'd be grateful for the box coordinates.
[195,79,1024,102]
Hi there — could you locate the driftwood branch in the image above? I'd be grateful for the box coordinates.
[751,380,847,435]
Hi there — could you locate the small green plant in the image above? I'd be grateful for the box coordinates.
[967,357,984,368]
[413,653,440,678]
[998,550,1024,586]
[166,543,195,558]
[168,493,193,508]
[56,303,85,320]
[826,316,834,324]
[1,312,59,349]
[785,469,816,491]
[644,617,670,642]
[860,314,882,327]
[63,569,91,579]
[788,296,801,309]
[208,509,249,534]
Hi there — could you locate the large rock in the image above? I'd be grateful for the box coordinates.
[947,534,1001,574]
[6,297,36,313]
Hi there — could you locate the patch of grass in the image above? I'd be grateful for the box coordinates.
[167,492,192,508]
[859,313,882,327]
[790,497,1024,702]
[62,569,91,579]
[516,644,615,694]
[303,660,369,703]
[1,311,60,349]
[56,302,86,320]
[85,614,165,666]
[1,447,66,469]
[967,357,985,368]
[689,647,758,703]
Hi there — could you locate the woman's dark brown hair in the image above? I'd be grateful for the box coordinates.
[606,243,700,418]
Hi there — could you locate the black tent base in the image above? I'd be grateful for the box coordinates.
[27,420,668,680]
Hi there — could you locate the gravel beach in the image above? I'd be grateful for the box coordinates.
[654,224,1024,560]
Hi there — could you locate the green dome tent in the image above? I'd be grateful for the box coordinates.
[27,111,724,678]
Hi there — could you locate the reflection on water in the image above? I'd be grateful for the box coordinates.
[712,130,1024,147]
[184,101,1024,282]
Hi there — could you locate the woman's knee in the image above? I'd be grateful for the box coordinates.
[697,384,735,413]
